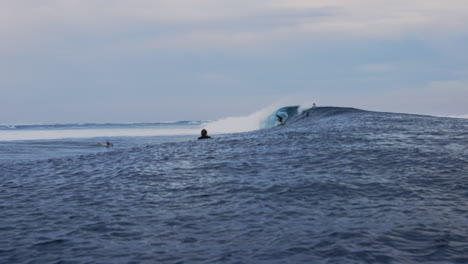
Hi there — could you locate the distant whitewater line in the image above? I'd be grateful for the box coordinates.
[447,114,468,119]
[0,128,204,141]
[0,121,204,130]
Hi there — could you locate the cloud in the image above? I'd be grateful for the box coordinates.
[2,0,468,53]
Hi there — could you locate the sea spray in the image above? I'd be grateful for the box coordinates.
[298,102,316,114]
[203,104,281,134]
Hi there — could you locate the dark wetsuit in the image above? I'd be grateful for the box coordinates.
[276,114,283,123]
[198,136,211,140]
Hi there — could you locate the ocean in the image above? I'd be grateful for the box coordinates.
[1,106,467,263]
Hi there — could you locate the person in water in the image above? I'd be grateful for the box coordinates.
[96,141,113,147]
[198,129,211,140]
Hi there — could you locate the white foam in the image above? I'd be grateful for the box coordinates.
[0,128,200,141]
[203,104,280,134]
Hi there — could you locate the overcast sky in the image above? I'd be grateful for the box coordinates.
[1,0,468,124]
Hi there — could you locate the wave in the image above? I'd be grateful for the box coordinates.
[202,104,282,134]
[0,106,368,141]
[202,104,365,134]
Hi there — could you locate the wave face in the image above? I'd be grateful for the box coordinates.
[1,107,468,263]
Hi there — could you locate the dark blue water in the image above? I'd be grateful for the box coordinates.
[0,135,196,162]
[1,107,468,263]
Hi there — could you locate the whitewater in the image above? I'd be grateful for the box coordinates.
[1,106,468,263]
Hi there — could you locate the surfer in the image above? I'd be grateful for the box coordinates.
[276,114,284,124]
[96,141,113,147]
[198,129,211,140]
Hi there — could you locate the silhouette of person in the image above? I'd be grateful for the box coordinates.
[276,114,283,124]
[198,129,211,140]
[106,141,113,147]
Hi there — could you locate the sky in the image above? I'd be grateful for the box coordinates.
[1,0,468,124]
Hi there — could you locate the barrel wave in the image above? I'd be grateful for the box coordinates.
[1,106,468,263]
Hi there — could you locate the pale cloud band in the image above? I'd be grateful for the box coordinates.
[2,0,468,51]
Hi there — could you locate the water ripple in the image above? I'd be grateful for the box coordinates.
[1,110,468,263]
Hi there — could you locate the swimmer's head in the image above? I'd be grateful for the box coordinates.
[201,129,208,136]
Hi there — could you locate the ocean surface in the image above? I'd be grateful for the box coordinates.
[1,106,468,263]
